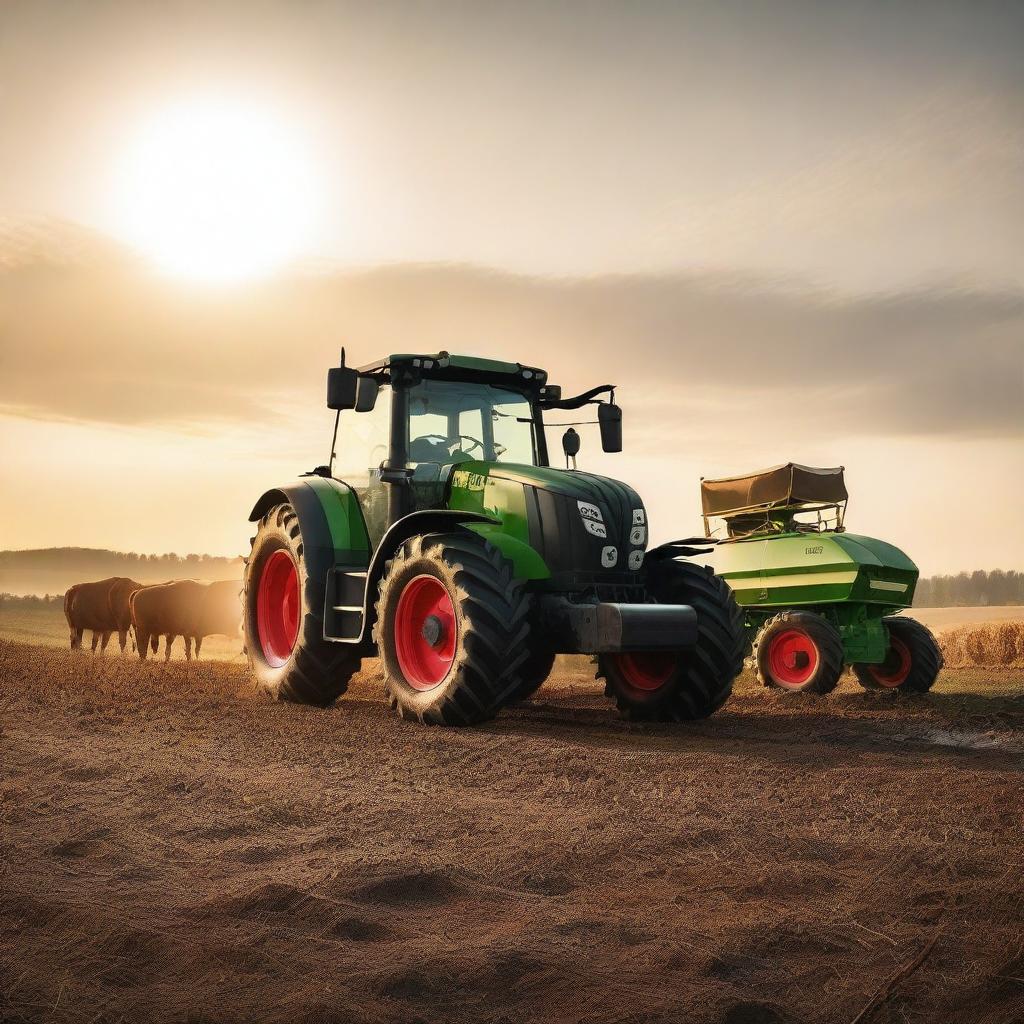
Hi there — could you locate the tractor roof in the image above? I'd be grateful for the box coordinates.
[358,352,548,388]
[702,463,847,518]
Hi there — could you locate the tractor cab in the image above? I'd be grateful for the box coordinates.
[326,353,620,548]
[327,355,554,546]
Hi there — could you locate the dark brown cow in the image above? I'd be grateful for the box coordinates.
[130,579,241,661]
[64,577,144,653]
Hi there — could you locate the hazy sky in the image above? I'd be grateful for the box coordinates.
[4,0,1023,288]
[1,0,1022,575]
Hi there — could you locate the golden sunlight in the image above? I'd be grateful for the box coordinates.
[110,96,320,283]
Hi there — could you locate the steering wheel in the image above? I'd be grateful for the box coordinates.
[455,433,484,455]
[416,432,485,456]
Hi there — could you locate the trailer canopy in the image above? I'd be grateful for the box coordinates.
[701,463,847,518]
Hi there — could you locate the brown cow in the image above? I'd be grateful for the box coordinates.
[64,577,144,653]
[130,579,241,661]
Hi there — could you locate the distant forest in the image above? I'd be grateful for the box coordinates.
[913,570,1024,608]
[0,547,243,597]
[0,548,1021,606]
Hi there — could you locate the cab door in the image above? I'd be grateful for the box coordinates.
[333,386,391,548]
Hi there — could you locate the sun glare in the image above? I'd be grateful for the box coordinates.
[112,97,321,283]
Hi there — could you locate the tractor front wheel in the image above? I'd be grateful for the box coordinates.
[755,611,843,695]
[375,532,531,725]
[598,561,747,721]
[508,646,557,703]
[244,503,362,706]
[853,616,942,693]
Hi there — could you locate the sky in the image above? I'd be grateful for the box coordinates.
[0,0,1022,575]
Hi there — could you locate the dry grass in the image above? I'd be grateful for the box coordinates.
[2,638,1023,1024]
[939,621,1024,669]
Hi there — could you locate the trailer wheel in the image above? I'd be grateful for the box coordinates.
[597,561,746,721]
[755,611,843,694]
[853,616,943,693]
[375,532,531,725]
[244,503,362,706]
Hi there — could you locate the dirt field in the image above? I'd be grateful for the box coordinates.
[2,640,1023,1024]
[908,607,1024,632]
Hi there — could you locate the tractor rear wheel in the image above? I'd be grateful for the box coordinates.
[598,561,746,721]
[755,611,843,694]
[853,616,942,693]
[374,532,531,725]
[244,503,362,706]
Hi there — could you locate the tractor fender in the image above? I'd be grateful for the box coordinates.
[358,509,498,641]
[248,479,373,613]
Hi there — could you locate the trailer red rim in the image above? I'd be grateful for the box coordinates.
[394,574,457,691]
[257,549,300,668]
[612,651,675,691]
[869,636,912,688]
[767,628,818,688]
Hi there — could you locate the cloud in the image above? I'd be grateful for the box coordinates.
[1,228,1021,443]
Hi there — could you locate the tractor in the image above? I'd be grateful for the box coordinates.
[242,352,746,725]
[699,463,943,695]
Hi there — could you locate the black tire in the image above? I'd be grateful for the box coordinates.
[853,616,943,693]
[597,561,747,722]
[374,531,531,725]
[243,503,361,706]
[755,610,844,695]
[508,646,557,703]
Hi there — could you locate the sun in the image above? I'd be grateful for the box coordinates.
[111,96,321,283]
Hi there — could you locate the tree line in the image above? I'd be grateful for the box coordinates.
[0,548,243,599]
[0,548,241,570]
[914,569,1024,607]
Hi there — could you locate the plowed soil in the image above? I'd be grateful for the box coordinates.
[2,639,1022,1024]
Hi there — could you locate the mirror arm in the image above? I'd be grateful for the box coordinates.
[540,384,615,410]
[327,408,341,476]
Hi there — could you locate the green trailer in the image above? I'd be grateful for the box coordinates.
[241,351,747,725]
[700,463,943,695]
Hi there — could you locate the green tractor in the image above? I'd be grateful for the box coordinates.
[700,463,943,695]
[241,352,747,726]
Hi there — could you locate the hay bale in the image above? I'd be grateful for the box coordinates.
[938,620,1024,668]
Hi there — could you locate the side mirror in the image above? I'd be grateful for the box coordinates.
[562,427,581,459]
[327,366,359,410]
[354,376,379,412]
[599,402,622,453]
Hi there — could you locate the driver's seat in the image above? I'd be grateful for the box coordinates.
[409,435,451,463]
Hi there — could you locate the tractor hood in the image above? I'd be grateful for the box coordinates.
[447,461,648,590]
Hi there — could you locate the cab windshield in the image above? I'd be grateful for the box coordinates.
[407,380,539,467]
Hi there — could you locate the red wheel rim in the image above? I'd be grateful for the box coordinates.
[256,549,300,668]
[767,628,818,688]
[394,574,457,691]
[870,636,912,688]
[612,651,676,692]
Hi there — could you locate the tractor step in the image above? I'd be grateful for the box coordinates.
[324,567,368,642]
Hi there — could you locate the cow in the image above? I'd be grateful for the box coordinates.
[130,579,241,661]
[64,577,144,653]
